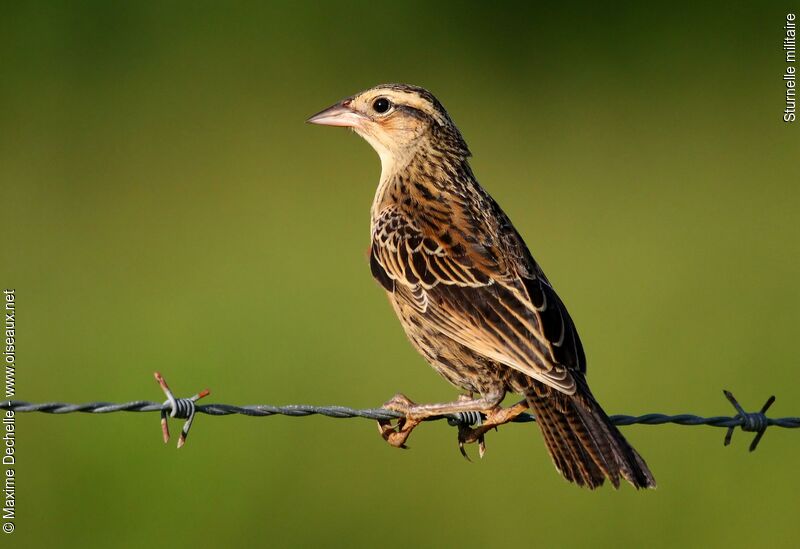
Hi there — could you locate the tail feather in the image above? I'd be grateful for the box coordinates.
[549,404,607,488]
[565,404,620,488]
[577,400,656,488]
[526,387,656,490]
[533,405,578,484]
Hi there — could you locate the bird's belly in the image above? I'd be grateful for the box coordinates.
[387,291,511,396]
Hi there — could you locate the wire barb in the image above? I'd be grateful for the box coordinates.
[154,371,210,448]
[722,390,776,452]
[446,410,483,428]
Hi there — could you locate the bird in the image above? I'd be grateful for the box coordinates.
[307,83,656,489]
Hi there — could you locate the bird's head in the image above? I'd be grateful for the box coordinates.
[307,83,470,169]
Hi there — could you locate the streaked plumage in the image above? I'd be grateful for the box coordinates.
[308,83,655,489]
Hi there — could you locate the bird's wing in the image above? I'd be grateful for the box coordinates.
[370,207,583,394]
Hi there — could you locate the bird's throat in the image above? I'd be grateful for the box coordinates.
[370,144,471,226]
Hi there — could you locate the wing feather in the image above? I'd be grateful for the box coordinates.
[370,206,583,394]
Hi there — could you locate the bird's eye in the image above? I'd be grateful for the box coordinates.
[372,97,391,114]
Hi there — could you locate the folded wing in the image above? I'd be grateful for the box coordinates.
[370,206,585,394]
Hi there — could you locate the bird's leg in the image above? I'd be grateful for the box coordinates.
[458,399,530,458]
[377,392,501,449]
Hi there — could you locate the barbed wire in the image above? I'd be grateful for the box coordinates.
[2,373,798,451]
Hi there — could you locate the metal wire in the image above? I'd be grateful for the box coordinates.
[2,374,797,451]
[3,399,799,427]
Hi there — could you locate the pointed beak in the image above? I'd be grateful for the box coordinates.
[306,100,368,128]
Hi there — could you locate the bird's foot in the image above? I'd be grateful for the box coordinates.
[377,393,422,449]
[382,393,420,417]
[457,422,488,461]
[457,400,530,460]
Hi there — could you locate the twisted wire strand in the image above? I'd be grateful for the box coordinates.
[3,400,799,428]
[3,380,796,452]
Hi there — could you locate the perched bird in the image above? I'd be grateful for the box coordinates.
[308,84,655,489]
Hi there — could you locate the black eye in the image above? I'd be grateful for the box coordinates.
[372,97,391,114]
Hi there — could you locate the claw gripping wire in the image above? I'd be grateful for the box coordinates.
[154,372,209,448]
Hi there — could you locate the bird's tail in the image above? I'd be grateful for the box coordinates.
[525,385,656,489]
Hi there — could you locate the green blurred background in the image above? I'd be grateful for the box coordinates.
[2,1,798,547]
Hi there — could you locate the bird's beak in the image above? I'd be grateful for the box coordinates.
[306,100,367,128]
